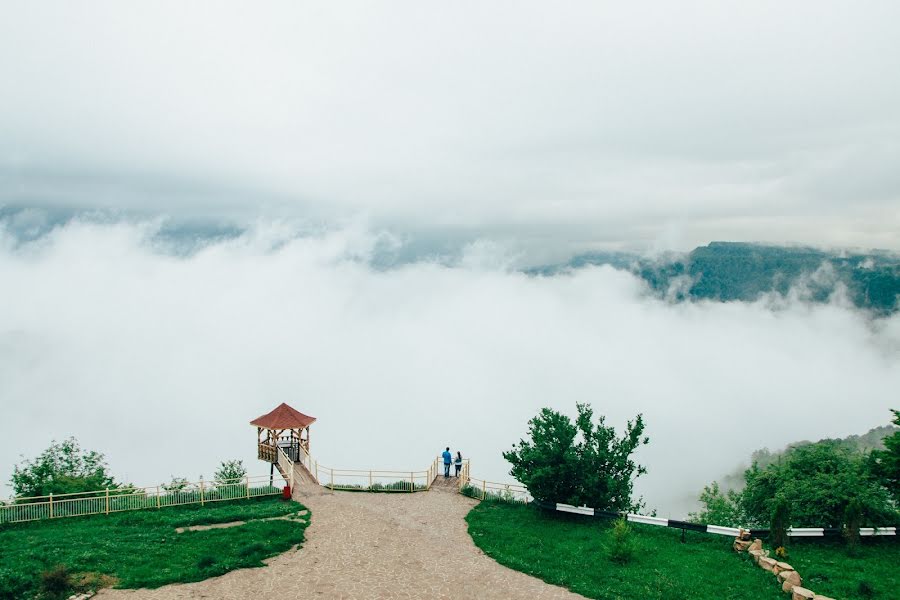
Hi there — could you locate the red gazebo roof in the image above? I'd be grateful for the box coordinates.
[250,403,316,429]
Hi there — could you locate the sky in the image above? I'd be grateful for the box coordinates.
[1,2,899,517]
[1,1,899,257]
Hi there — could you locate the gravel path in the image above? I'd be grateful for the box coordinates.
[97,482,585,599]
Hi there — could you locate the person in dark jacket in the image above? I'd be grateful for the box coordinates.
[454,451,463,477]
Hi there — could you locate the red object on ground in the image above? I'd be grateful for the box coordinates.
[282,486,292,499]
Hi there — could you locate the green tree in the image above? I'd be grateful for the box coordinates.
[741,441,897,528]
[214,460,247,485]
[503,408,580,504]
[688,481,745,526]
[11,437,118,498]
[572,403,648,512]
[871,409,900,505]
[503,403,649,511]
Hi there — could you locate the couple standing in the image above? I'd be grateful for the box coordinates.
[442,447,463,477]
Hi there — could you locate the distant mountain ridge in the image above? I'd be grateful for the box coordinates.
[531,242,900,315]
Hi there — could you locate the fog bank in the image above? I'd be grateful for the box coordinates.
[1,221,897,517]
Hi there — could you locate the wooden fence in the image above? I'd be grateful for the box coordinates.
[0,475,281,525]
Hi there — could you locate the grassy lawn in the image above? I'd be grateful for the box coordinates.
[466,502,899,600]
[0,496,309,599]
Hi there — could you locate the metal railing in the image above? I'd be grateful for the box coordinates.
[316,465,431,492]
[0,475,282,525]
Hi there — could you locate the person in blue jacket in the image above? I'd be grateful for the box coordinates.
[442,447,452,477]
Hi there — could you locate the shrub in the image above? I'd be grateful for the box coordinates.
[871,409,900,505]
[39,565,71,599]
[741,441,897,527]
[503,403,648,511]
[214,460,247,485]
[196,556,216,570]
[11,438,118,498]
[689,481,745,525]
[607,518,635,565]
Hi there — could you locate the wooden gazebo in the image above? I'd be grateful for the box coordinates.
[251,402,316,464]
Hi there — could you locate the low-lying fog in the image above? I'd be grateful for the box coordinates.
[2,221,898,517]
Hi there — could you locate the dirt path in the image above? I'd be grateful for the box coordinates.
[97,482,585,600]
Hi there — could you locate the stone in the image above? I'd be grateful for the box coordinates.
[749,549,763,563]
[758,556,777,572]
[779,570,802,592]
[733,539,752,552]
[792,587,816,600]
[749,538,763,552]
[739,528,752,541]
[773,561,794,574]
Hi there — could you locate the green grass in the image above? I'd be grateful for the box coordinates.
[465,502,899,600]
[0,496,309,599]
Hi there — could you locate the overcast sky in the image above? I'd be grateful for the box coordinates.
[2,1,899,254]
[1,3,899,517]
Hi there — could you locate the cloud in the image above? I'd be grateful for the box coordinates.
[2,1,900,251]
[1,220,897,517]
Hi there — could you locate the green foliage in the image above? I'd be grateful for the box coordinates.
[39,565,71,599]
[871,409,900,505]
[466,502,900,600]
[741,441,897,528]
[503,403,648,511]
[162,477,191,494]
[0,496,308,598]
[688,481,745,526]
[770,497,790,550]
[11,437,118,498]
[607,518,635,565]
[213,460,247,485]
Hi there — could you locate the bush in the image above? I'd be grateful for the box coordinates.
[39,565,71,599]
[214,460,247,485]
[871,409,900,505]
[503,403,648,511]
[196,555,216,570]
[11,437,118,498]
[607,518,635,565]
[688,481,745,525]
[741,440,897,528]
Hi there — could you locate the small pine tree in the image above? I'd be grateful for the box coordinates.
[608,518,636,564]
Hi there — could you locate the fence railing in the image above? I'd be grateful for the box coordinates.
[316,466,431,492]
[0,475,282,525]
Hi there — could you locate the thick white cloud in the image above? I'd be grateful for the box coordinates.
[1,221,897,517]
[2,1,899,251]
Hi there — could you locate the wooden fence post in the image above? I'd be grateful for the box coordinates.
[369,470,373,490]
[49,493,54,519]
[105,488,110,514]
[199,477,205,506]
[410,472,414,492]
[156,486,161,509]
[246,475,251,499]
[482,479,486,501]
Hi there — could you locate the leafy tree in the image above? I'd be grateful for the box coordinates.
[503,408,580,504]
[162,476,191,494]
[11,437,118,498]
[572,403,649,511]
[504,403,648,511]
[741,441,897,528]
[214,460,247,485]
[871,409,900,505]
[689,481,745,525]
